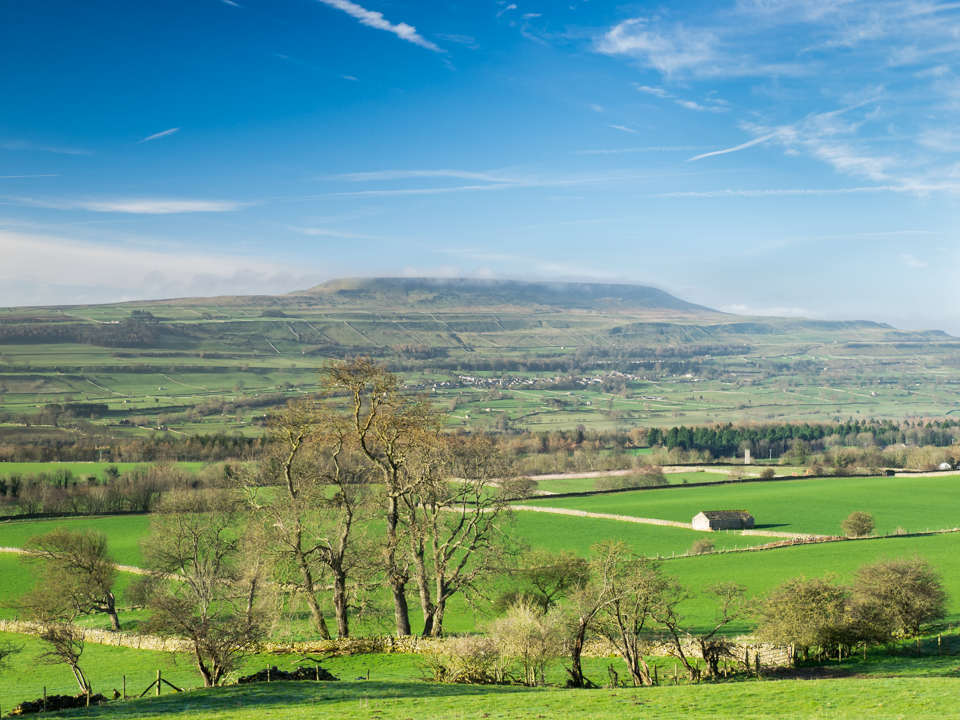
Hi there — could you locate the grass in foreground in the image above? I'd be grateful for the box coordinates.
[19,675,960,719]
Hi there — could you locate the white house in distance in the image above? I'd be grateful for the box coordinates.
[692,510,755,532]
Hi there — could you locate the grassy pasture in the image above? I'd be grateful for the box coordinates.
[8,674,960,719]
[524,474,960,536]
[0,462,206,482]
[511,511,772,558]
[533,470,742,494]
[0,516,150,565]
[667,531,960,632]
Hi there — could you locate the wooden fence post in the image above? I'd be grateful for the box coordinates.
[43,687,46,713]
[157,670,162,697]
[123,676,126,700]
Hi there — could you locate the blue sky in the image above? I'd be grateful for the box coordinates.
[2,0,960,331]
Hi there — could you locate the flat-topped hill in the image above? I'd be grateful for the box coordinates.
[291,277,715,313]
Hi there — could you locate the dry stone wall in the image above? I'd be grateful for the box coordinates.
[0,619,792,668]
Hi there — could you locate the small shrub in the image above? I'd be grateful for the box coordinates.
[841,511,875,538]
[894,526,908,536]
[419,635,507,684]
[691,538,715,555]
[759,468,775,480]
[489,601,564,687]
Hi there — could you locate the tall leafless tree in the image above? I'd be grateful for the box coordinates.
[140,490,264,687]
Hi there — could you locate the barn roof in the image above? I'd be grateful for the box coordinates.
[697,510,753,520]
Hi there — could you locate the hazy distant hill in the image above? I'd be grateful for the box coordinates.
[291,277,714,313]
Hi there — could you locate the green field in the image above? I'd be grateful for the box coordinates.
[667,532,960,633]
[0,462,206,482]
[5,674,960,719]
[525,474,960,536]
[0,516,151,565]
[511,511,772,558]
[533,470,748,495]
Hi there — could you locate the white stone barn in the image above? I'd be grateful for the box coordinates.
[692,510,755,531]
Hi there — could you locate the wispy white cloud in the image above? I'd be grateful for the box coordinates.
[522,13,542,19]
[636,85,672,98]
[917,128,960,152]
[597,19,720,77]
[901,253,927,267]
[676,99,727,112]
[0,229,318,306]
[2,140,91,156]
[573,146,716,155]
[291,227,384,239]
[497,4,517,18]
[652,186,905,197]
[607,125,637,133]
[687,132,781,161]
[331,169,517,183]
[436,33,479,49]
[220,0,240,6]
[138,127,180,143]
[5,197,246,214]
[721,303,817,317]
[326,184,520,197]
[316,0,445,53]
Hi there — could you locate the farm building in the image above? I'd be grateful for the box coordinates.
[692,510,755,531]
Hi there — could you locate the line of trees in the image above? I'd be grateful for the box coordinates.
[0,463,238,517]
[0,433,266,463]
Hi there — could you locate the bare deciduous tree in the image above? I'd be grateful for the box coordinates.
[21,528,121,630]
[140,490,263,687]
[323,357,441,637]
[404,433,524,637]
[251,397,374,639]
[36,623,90,693]
[592,541,669,687]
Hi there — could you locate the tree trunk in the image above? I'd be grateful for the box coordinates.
[296,553,332,640]
[332,567,350,639]
[412,537,435,638]
[568,617,589,687]
[246,579,258,627]
[622,642,653,686]
[428,597,446,638]
[105,592,121,631]
[196,655,214,687]
[385,496,411,636]
[70,663,90,693]
[304,590,332,641]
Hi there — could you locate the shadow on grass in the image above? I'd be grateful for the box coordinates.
[62,680,541,718]
[752,523,792,530]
